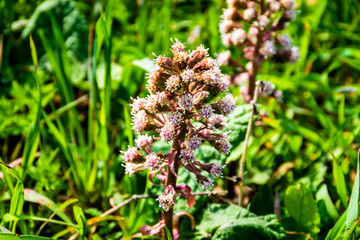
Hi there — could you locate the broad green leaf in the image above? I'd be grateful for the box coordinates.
[284,183,320,234]
[225,105,252,151]
[196,204,286,239]
[21,0,89,60]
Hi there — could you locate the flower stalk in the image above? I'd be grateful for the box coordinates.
[238,80,261,206]
[122,40,236,239]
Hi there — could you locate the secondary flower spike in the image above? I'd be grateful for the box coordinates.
[218,0,300,100]
[122,39,235,238]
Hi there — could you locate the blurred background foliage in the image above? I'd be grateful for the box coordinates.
[0,0,360,239]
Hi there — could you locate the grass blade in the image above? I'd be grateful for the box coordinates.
[21,35,41,179]
[345,149,360,234]
[36,198,78,236]
[9,182,24,232]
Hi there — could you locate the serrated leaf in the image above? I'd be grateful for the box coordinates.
[22,0,89,60]
[196,204,286,240]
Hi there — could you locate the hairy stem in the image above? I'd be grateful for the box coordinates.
[239,81,261,206]
[162,155,180,239]
[162,122,186,239]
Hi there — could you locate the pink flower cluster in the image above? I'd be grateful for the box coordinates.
[218,0,300,99]
[122,40,235,212]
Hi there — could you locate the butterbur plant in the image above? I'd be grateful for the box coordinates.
[219,0,300,101]
[122,40,236,239]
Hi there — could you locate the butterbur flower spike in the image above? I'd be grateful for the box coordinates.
[121,40,235,238]
[219,0,299,100]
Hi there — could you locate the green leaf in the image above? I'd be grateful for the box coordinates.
[332,154,348,208]
[21,35,42,180]
[0,226,12,234]
[36,198,78,236]
[225,105,252,151]
[29,35,37,71]
[0,234,53,240]
[132,58,155,72]
[22,0,89,60]
[284,183,320,234]
[196,204,286,239]
[345,150,360,234]
[9,182,24,232]
[165,226,174,240]
[325,209,347,240]
[250,184,275,215]
[316,184,339,220]
[73,206,86,239]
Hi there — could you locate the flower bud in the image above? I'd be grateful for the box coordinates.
[156,55,174,70]
[196,104,214,119]
[166,75,181,92]
[181,69,195,83]
[207,115,227,130]
[231,29,247,45]
[160,122,176,143]
[212,94,236,116]
[216,50,232,66]
[178,93,194,110]
[243,8,256,21]
[157,185,176,211]
[219,20,235,34]
[124,162,146,177]
[269,1,281,12]
[122,147,146,163]
[188,45,208,67]
[180,148,195,165]
[133,110,149,133]
[145,153,163,171]
[280,0,296,10]
[193,91,209,105]
[260,40,276,59]
[136,134,153,151]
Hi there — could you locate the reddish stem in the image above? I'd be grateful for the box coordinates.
[162,122,186,239]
